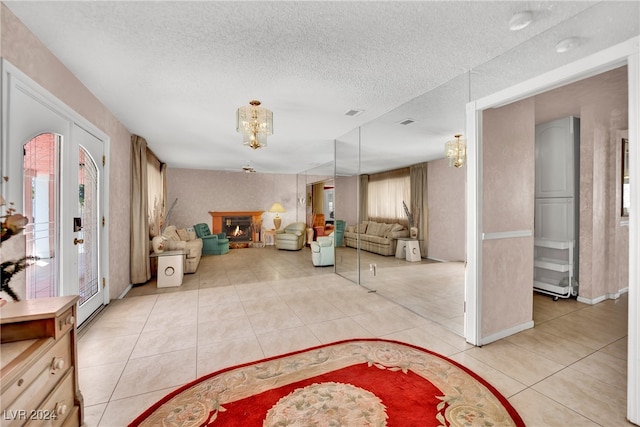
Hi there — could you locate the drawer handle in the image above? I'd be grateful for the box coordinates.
[55,402,68,416]
[51,357,66,371]
[65,315,75,326]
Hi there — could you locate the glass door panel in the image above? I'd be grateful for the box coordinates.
[77,147,100,306]
[23,133,60,299]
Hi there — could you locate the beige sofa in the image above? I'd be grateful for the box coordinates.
[160,225,203,273]
[343,221,409,256]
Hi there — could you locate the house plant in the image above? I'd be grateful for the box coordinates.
[1,195,32,304]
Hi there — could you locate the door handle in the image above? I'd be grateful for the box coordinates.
[74,238,84,245]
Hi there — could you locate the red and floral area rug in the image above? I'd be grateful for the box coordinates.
[129,339,524,427]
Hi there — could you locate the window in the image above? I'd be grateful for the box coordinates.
[367,168,410,223]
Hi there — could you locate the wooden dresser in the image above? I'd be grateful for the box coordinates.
[1,296,83,426]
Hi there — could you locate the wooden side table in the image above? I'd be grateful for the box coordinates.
[151,250,187,288]
[263,229,276,246]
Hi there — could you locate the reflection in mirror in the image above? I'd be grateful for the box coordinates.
[299,161,334,257]
[335,128,360,283]
[329,1,638,340]
[333,72,470,337]
[622,137,629,217]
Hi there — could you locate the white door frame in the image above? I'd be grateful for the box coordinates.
[464,37,639,423]
[1,59,111,317]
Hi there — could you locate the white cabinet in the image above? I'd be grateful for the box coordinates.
[534,116,580,299]
[535,117,579,198]
[534,238,577,299]
[535,198,574,241]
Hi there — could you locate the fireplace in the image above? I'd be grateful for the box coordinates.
[223,216,252,242]
[209,211,265,243]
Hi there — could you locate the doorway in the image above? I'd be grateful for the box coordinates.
[466,42,638,423]
[3,62,108,325]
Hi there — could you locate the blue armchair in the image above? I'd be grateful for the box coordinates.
[334,220,346,247]
[193,223,230,255]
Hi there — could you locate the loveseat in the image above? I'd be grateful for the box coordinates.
[161,225,203,273]
[343,221,409,256]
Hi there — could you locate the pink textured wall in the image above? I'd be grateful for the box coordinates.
[166,168,300,231]
[427,158,465,261]
[335,175,358,228]
[2,5,132,299]
[482,97,536,339]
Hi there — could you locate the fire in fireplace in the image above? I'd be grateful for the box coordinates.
[223,216,252,242]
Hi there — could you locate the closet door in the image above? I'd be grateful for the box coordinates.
[534,198,574,241]
[535,117,577,198]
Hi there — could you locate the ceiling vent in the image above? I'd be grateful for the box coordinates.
[344,109,364,117]
[398,118,416,126]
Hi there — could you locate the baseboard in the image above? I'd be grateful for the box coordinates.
[426,256,449,263]
[480,320,534,346]
[577,288,629,305]
[117,284,133,299]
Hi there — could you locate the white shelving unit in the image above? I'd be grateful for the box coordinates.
[533,238,577,300]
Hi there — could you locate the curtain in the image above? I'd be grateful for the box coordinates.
[312,182,324,214]
[367,168,410,224]
[359,174,368,223]
[130,135,151,285]
[146,148,164,237]
[410,163,428,257]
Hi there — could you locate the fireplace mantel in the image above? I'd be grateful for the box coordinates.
[209,211,264,241]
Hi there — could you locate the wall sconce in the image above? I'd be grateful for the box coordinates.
[445,134,466,168]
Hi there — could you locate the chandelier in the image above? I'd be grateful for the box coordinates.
[444,134,466,168]
[236,100,273,149]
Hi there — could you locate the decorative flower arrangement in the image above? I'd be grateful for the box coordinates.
[402,201,414,228]
[1,195,35,303]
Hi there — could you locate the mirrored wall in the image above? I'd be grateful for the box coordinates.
[298,1,639,339]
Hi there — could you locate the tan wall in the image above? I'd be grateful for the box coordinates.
[481,97,535,339]
[427,158,466,261]
[1,5,132,299]
[166,168,299,231]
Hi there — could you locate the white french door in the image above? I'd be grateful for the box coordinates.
[3,61,108,325]
[66,126,104,322]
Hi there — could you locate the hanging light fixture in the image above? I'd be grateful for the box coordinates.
[445,134,466,168]
[236,100,273,149]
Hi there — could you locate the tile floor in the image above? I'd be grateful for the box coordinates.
[78,246,631,426]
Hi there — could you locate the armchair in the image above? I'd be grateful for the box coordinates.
[193,223,230,255]
[311,232,334,266]
[334,220,346,247]
[275,222,306,250]
[312,213,325,239]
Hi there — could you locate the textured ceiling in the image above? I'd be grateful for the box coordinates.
[4,1,639,175]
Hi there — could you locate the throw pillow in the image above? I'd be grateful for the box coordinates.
[162,225,181,241]
[357,222,368,233]
[176,228,190,241]
[378,223,392,238]
[366,222,381,236]
[390,224,404,232]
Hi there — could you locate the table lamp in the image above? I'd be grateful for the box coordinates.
[269,202,286,229]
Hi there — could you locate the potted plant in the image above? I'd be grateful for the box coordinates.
[1,195,33,305]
